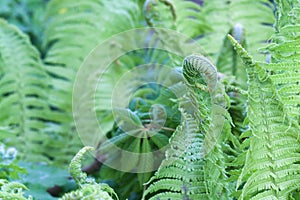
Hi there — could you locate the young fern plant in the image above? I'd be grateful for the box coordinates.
[60,146,118,200]
[0,179,32,200]
[143,55,233,199]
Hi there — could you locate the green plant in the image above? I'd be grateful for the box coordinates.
[0,143,26,180]
[60,146,118,200]
[0,179,32,200]
[0,0,299,199]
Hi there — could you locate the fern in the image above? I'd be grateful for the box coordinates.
[143,54,232,199]
[143,0,209,38]
[199,0,274,61]
[0,179,32,200]
[42,0,143,165]
[60,146,118,200]
[0,18,49,162]
[229,35,300,199]
[142,98,207,199]
[262,0,300,119]
[183,55,234,198]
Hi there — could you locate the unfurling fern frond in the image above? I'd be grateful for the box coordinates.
[183,55,230,154]
[229,35,300,199]
[0,19,49,162]
[183,55,233,198]
[60,146,118,200]
[143,54,232,199]
[0,179,32,200]
[143,0,209,38]
[69,146,95,186]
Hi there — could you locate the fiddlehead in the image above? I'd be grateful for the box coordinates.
[0,179,31,200]
[144,55,233,199]
[144,0,177,27]
[183,54,218,92]
[69,146,94,185]
[62,146,119,200]
[183,54,229,155]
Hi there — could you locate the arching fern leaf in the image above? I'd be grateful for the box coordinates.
[42,0,142,165]
[0,19,49,163]
[229,35,300,199]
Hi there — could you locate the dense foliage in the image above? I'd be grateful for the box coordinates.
[0,0,299,199]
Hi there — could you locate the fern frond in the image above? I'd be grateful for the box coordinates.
[144,54,233,199]
[262,0,300,120]
[69,146,94,185]
[143,103,207,199]
[61,146,118,200]
[229,35,300,199]
[0,19,49,162]
[143,0,208,38]
[199,0,274,61]
[184,55,234,199]
[42,0,142,165]
[0,179,31,200]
